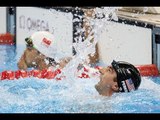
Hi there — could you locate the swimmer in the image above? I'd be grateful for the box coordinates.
[17,32,141,97]
[17,31,72,70]
[95,60,141,96]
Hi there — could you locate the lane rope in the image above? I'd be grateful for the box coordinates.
[0,64,159,80]
[0,65,101,80]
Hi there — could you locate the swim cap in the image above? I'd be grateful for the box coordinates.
[111,60,141,92]
[30,31,64,61]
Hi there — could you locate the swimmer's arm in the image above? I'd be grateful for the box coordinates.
[37,59,50,70]
[17,53,28,70]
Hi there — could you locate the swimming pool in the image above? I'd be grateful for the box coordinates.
[0,45,160,113]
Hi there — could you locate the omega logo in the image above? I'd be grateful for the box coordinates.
[19,15,54,34]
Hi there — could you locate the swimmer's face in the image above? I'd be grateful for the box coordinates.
[95,66,119,96]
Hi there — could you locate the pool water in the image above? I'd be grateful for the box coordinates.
[0,45,160,113]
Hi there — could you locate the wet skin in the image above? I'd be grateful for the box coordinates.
[18,47,71,70]
[95,66,119,96]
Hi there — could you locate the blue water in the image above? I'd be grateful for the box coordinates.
[0,45,160,113]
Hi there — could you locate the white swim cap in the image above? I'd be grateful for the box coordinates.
[31,31,64,61]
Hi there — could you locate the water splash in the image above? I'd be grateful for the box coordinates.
[62,7,119,79]
[1,7,160,113]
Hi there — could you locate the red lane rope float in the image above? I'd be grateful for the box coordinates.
[77,65,101,78]
[0,33,14,45]
[135,64,159,77]
[0,69,63,80]
[0,66,101,81]
[0,64,159,80]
